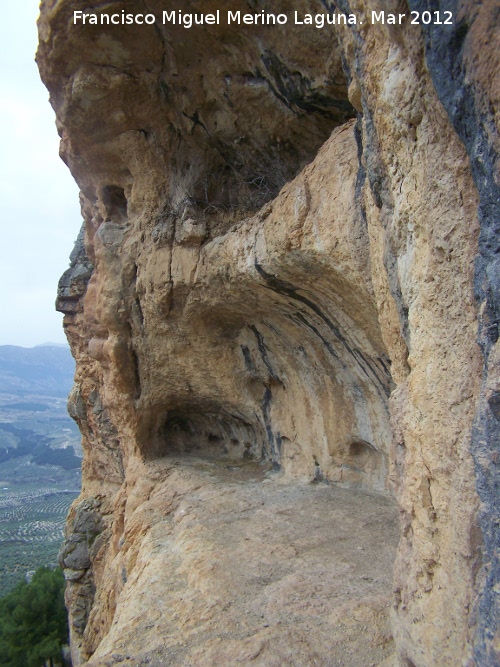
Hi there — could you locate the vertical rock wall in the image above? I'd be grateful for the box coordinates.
[37,1,498,665]
[408,3,500,662]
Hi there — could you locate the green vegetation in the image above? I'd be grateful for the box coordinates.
[30,446,80,471]
[0,476,79,597]
[0,567,68,667]
[0,426,80,470]
[0,347,77,661]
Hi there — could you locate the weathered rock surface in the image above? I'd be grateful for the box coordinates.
[37,1,498,665]
[79,458,398,666]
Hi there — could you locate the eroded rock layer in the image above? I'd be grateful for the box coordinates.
[37,0,499,665]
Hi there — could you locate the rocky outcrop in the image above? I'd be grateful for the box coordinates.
[37,1,498,665]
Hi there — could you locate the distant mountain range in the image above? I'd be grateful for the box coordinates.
[35,342,69,348]
[0,345,75,397]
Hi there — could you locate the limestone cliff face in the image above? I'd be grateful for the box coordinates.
[37,1,498,665]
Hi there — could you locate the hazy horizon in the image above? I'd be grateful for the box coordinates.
[0,2,82,348]
[0,341,69,349]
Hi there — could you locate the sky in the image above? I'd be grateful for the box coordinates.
[0,1,82,348]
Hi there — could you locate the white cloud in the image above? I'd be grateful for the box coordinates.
[0,1,82,347]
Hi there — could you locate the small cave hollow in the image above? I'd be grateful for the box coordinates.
[340,437,385,489]
[348,438,378,458]
[157,408,266,461]
[101,185,128,221]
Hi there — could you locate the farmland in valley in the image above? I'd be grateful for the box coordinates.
[0,345,81,595]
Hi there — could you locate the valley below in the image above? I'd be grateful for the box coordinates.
[0,344,81,595]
